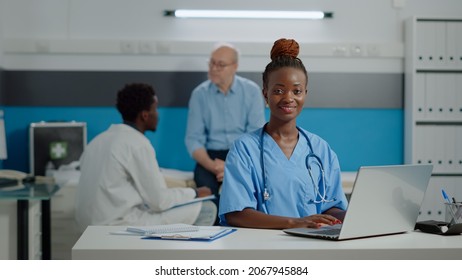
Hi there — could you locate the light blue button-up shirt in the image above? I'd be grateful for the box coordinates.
[185,75,266,156]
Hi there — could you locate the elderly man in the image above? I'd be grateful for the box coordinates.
[185,43,266,221]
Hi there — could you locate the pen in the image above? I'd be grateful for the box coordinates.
[441,189,451,204]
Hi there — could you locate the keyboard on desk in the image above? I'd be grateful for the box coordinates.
[0,177,20,188]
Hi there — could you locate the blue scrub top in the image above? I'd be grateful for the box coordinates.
[218,126,348,226]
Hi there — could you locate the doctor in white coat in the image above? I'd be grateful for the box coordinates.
[76,83,215,232]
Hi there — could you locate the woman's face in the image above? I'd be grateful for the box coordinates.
[263,67,307,123]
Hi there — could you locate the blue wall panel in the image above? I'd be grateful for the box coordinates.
[1,107,403,173]
[297,108,403,171]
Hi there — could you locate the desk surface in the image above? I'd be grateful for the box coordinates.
[0,183,59,200]
[72,226,462,260]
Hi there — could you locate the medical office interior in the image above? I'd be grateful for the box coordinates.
[0,0,461,260]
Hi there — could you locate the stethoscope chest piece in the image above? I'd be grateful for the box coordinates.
[263,188,270,201]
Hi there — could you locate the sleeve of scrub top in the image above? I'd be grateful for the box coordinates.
[185,89,206,156]
[218,139,261,225]
[127,143,196,212]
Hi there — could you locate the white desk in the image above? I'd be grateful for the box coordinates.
[72,226,462,260]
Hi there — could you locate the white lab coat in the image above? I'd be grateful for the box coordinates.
[75,124,201,232]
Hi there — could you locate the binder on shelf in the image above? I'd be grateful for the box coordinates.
[415,21,431,68]
[444,74,457,120]
[415,73,426,120]
[446,22,458,68]
[433,126,445,173]
[456,23,462,69]
[422,125,435,166]
[457,127,462,172]
[443,126,456,173]
[434,21,446,68]
[413,125,425,165]
[425,74,437,120]
[434,74,446,120]
[457,76,462,121]
[418,21,445,68]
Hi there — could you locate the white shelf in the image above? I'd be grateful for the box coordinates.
[405,17,462,221]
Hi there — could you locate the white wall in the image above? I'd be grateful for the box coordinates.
[1,0,461,72]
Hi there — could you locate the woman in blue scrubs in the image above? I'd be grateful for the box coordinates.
[218,38,348,229]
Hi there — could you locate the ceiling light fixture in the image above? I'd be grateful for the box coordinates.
[164,9,333,20]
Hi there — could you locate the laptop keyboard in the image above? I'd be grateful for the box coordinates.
[283,224,342,240]
[315,228,341,236]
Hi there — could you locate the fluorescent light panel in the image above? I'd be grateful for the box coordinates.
[165,10,333,19]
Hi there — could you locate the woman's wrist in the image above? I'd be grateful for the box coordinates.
[286,217,300,228]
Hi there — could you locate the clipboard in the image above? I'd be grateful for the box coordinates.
[142,227,236,242]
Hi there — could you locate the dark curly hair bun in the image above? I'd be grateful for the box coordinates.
[270,38,299,60]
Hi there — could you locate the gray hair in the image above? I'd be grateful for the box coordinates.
[212,42,240,63]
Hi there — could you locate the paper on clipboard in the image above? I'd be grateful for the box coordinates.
[125,224,199,235]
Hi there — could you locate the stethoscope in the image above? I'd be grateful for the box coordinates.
[260,123,334,207]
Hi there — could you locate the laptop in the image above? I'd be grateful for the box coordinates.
[283,164,433,241]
